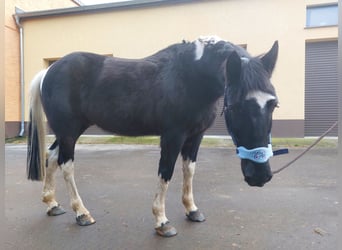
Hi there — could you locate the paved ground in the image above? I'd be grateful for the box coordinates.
[4,144,337,250]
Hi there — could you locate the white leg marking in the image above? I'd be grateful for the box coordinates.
[152,176,169,228]
[42,147,59,211]
[61,160,89,217]
[246,90,276,109]
[182,159,198,214]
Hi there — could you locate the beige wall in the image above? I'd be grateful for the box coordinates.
[4,0,77,123]
[19,0,338,123]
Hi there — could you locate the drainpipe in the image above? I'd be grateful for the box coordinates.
[14,9,25,137]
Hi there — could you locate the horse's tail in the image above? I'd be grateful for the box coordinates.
[27,70,47,181]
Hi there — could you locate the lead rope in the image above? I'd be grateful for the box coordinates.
[272,121,338,174]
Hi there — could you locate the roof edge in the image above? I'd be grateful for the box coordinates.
[14,0,195,21]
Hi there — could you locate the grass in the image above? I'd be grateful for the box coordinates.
[5,135,338,148]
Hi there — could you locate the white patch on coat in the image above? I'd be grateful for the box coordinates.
[194,35,224,60]
[246,90,276,109]
[182,159,198,214]
[198,35,223,44]
[61,160,90,217]
[152,176,169,228]
[194,39,205,60]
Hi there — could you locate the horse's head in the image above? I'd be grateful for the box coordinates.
[224,41,279,187]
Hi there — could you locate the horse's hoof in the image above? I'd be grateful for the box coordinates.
[47,205,66,216]
[155,222,178,237]
[76,214,96,226]
[186,210,206,222]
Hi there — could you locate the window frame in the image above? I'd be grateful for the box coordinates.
[306,3,338,28]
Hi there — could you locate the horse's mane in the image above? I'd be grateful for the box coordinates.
[146,41,194,63]
[146,39,276,104]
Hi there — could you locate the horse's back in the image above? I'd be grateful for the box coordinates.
[42,52,106,92]
[40,52,163,136]
[39,47,220,138]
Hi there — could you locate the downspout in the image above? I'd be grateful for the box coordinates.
[14,9,25,137]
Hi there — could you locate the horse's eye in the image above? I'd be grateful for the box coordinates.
[227,103,239,112]
[267,100,279,110]
[227,105,234,111]
[227,103,244,116]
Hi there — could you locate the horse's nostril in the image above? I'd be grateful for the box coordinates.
[245,177,264,187]
[245,176,257,186]
[245,173,272,187]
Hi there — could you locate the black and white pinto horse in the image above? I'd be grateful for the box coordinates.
[27,36,279,237]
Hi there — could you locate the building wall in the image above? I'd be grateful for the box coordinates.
[7,0,338,137]
[4,0,78,137]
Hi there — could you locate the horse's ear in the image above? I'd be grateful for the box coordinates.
[260,41,278,76]
[226,51,241,85]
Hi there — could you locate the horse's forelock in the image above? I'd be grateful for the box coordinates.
[228,57,276,104]
[242,58,275,94]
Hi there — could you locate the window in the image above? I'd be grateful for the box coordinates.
[306,4,338,27]
[47,59,58,66]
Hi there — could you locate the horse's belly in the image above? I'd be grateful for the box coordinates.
[93,116,161,136]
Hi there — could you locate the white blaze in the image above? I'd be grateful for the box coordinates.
[246,90,276,109]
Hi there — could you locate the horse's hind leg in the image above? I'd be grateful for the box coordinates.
[58,137,95,226]
[181,133,205,222]
[42,140,66,216]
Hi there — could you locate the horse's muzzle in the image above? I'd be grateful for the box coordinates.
[241,160,273,187]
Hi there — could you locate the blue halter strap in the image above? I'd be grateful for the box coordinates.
[237,144,273,163]
[230,132,288,163]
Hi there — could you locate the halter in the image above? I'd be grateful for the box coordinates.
[237,143,273,163]
[232,132,287,163]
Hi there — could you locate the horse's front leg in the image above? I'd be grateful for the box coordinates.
[152,134,184,237]
[153,176,176,237]
[181,133,206,222]
[182,159,205,222]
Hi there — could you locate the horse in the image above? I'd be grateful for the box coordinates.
[27,36,279,237]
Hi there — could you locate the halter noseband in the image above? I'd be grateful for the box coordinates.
[231,131,288,163]
[229,129,274,163]
[237,143,273,163]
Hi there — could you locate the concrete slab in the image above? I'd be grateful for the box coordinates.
[4,144,337,250]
